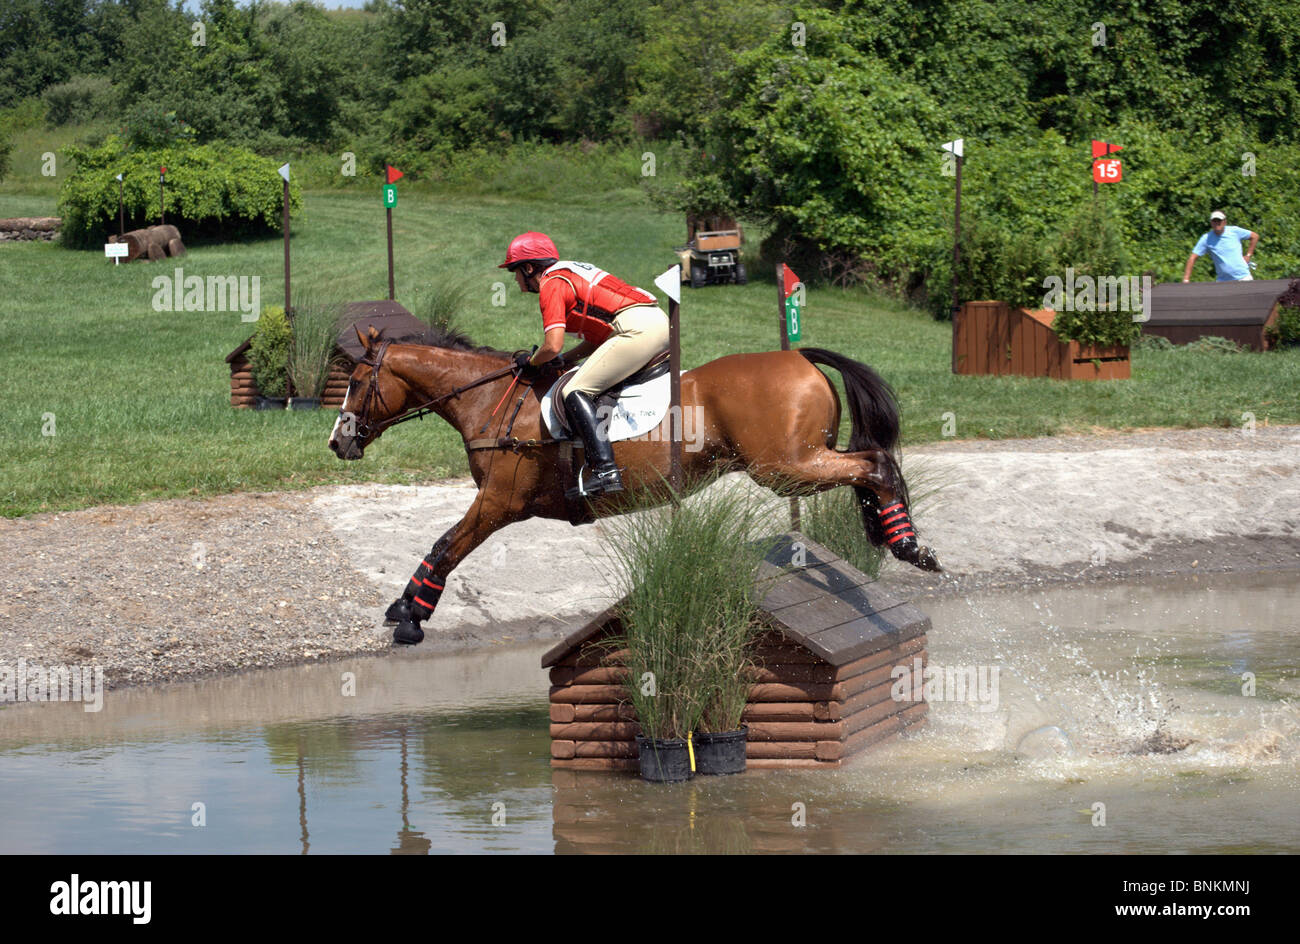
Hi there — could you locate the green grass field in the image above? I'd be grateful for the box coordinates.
[3,163,1298,517]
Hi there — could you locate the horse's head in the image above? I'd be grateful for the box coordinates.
[328,326,410,460]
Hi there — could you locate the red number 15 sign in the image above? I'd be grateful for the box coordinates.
[1092,158,1122,183]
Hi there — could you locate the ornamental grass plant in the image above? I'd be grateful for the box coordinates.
[599,473,779,741]
[287,292,344,399]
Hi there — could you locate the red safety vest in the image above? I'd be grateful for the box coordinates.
[538,261,656,343]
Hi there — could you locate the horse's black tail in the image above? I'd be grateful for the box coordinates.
[797,347,908,546]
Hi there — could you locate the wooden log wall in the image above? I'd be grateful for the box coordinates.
[549,631,928,771]
[230,355,352,408]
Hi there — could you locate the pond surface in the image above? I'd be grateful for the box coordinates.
[2,570,1297,854]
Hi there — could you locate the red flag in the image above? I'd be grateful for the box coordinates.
[782,264,802,299]
[386,164,404,184]
[1091,140,1123,158]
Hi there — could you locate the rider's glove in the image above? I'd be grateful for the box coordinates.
[513,350,543,379]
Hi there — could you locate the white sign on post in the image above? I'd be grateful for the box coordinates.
[654,265,681,304]
[104,242,129,265]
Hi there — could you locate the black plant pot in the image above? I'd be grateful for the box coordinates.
[254,396,288,410]
[288,397,321,410]
[635,735,694,782]
[694,727,748,775]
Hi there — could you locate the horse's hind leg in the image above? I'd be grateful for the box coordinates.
[747,448,941,572]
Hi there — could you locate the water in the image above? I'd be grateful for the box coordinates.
[2,570,1297,854]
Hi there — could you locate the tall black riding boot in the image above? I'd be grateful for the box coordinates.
[564,390,624,498]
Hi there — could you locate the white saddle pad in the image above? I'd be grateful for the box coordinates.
[540,368,675,442]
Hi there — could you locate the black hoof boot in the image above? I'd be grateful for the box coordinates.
[385,596,412,624]
[888,536,943,572]
[392,621,425,646]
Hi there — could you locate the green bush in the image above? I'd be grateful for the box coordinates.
[56,136,301,248]
[250,306,292,399]
[1045,198,1141,347]
[120,103,196,150]
[1266,306,1300,348]
[42,75,118,127]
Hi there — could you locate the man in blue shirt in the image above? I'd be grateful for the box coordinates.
[1182,210,1259,282]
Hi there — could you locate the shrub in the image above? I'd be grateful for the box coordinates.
[120,102,197,151]
[1268,280,1300,348]
[250,306,292,399]
[1132,334,1175,352]
[1045,198,1141,347]
[57,136,301,248]
[1266,307,1300,348]
[43,75,118,127]
[1181,336,1248,355]
[926,217,1050,318]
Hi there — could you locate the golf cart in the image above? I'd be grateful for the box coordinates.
[675,214,747,287]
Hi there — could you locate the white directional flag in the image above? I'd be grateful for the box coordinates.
[941,138,964,158]
[278,163,290,182]
[115,172,123,182]
[654,265,681,304]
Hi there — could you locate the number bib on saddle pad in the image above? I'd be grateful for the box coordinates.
[540,366,675,442]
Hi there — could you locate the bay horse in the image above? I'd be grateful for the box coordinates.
[328,324,941,644]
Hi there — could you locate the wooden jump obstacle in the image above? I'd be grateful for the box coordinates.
[953,301,1131,380]
[226,299,429,408]
[1142,279,1292,351]
[543,533,931,771]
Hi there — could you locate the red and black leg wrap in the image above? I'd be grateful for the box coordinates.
[405,556,445,623]
[877,501,918,549]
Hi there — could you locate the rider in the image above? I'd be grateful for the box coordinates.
[500,232,669,497]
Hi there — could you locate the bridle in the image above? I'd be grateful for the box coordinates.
[343,340,530,443]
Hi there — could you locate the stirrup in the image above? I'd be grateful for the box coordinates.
[566,463,624,500]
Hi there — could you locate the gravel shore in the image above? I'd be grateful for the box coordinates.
[2,424,1298,691]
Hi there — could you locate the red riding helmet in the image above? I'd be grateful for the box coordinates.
[499,231,559,269]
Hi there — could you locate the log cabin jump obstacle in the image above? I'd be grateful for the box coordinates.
[543,533,931,771]
[226,300,430,408]
[1142,279,1293,351]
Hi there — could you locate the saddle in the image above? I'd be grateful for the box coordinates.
[547,351,672,435]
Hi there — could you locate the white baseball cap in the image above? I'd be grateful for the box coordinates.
[1210,210,1226,221]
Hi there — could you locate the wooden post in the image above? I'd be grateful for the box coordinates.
[386,207,395,301]
[950,151,963,372]
[159,168,166,225]
[282,171,291,316]
[117,175,124,238]
[777,263,791,351]
[668,295,683,494]
[777,263,801,530]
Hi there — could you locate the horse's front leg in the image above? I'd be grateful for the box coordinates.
[386,493,518,645]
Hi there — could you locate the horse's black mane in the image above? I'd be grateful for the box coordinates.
[393,323,512,358]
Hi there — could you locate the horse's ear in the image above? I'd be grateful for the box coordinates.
[354,324,370,352]
[367,326,381,343]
